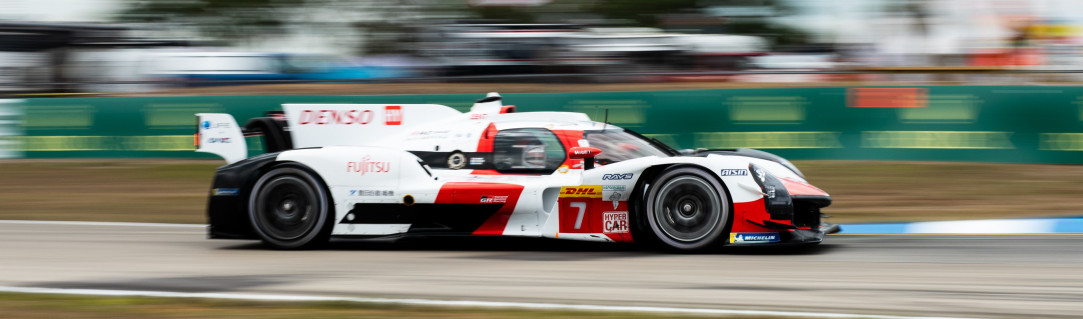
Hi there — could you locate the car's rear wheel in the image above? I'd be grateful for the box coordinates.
[645,166,730,251]
[249,165,332,249]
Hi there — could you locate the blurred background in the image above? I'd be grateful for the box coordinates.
[3,0,1083,94]
[1,0,1082,226]
[3,3,1083,318]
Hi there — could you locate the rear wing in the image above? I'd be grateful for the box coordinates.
[196,92,516,164]
[282,103,461,148]
[282,92,514,148]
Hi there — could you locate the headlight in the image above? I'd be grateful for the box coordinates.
[749,163,794,220]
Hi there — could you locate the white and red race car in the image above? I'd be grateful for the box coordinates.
[196,93,836,251]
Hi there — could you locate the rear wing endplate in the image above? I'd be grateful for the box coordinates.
[195,113,247,164]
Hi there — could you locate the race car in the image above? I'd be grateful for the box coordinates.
[195,93,837,251]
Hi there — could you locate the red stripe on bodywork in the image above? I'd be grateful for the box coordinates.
[470,123,499,175]
[468,169,502,175]
[435,182,525,235]
[780,178,829,196]
[730,198,780,233]
[551,129,585,169]
[731,197,818,232]
[476,122,497,153]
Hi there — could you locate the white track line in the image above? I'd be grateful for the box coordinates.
[0,220,204,228]
[0,286,981,319]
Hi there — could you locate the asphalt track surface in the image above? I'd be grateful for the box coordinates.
[1,221,1081,319]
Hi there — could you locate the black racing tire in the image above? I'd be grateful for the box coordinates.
[248,165,333,249]
[644,166,730,251]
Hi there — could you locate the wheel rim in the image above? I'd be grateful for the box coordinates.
[652,175,722,243]
[253,176,318,241]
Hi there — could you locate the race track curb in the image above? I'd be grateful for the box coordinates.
[841,218,1083,234]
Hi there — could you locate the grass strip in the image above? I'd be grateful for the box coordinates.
[0,292,811,319]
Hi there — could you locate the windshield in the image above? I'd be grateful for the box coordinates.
[584,129,673,165]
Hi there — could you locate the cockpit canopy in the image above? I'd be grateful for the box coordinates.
[489,127,672,174]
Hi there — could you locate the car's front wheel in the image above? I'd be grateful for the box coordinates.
[248,165,332,249]
[645,166,730,251]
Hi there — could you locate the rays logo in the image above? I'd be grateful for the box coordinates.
[202,120,211,129]
[602,173,633,180]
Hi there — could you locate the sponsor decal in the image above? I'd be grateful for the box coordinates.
[207,137,231,144]
[417,130,449,135]
[602,212,629,234]
[349,189,394,196]
[729,232,781,243]
[559,185,602,198]
[202,121,230,130]
[384,105,402,125]
[571,148,596,156]
[346,156,391,175]
[719,169,749,176]
[298,109,375,125]
[602,185,626,191]
[212,188,239,196]
[469,157,485,165]
[602,173,634,180]
[469,113,487,120]
[608,192,622,209]
[480,195,508,204]
[410,130,451,140]
[557,165,570,174]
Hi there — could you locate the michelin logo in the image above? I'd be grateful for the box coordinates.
[729,232,780,243]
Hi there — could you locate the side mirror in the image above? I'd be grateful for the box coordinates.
[568,146,602,170]
[568,146,601,159]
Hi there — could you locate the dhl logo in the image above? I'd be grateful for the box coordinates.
[559,185,602,198]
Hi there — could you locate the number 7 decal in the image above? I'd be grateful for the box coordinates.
[570,201,586,230]
[560,199,592,233]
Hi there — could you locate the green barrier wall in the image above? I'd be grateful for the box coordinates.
[10,86,1083,164]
